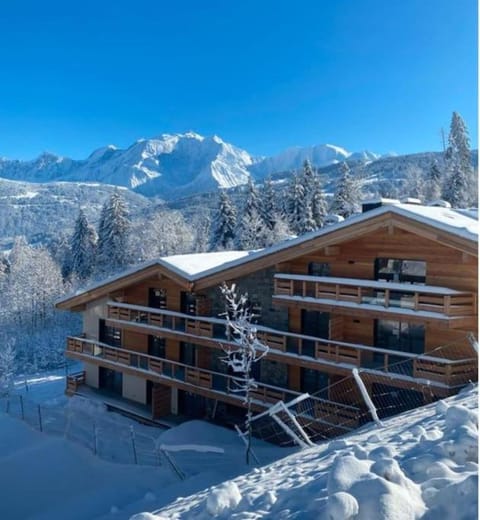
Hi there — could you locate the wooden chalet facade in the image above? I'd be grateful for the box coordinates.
[57,201,478,438]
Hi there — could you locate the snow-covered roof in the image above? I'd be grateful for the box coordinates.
[390,203,478,240]
[159,251,253,278]
[57,203,478,307]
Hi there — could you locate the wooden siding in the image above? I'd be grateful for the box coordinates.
[152,384,171,419]
[279,227,477,293]
[122,330,148,353]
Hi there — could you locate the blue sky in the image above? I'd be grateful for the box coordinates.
[0,0,476,159]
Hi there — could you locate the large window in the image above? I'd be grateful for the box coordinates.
[301,310,329,357]
[375,258,426,285]
[148,335,166,358]
[99,319,121,347]
[308,262,330,276]
[300,368,329,397]
[375,320,424,354]
[181,292,197,315]
[180,342,196,366]
[148,288,167,309]
[99,367,123,395]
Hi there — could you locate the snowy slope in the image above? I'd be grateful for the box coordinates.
[143,384,478,520]
[0,177,154,249]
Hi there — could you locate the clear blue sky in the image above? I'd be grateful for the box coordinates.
[0,0,477,160]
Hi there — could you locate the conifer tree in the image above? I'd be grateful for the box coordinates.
[443,112,475,207]
[96,190,130,273]
[310,175,328,228]
[260,176,277,231]
[300,159,316,187]
[236,178,267,249]
[211,190,237,250]
[426,160,443,201]
[330,162,360,218]
[285,173,307,235]
[68,209,97,281]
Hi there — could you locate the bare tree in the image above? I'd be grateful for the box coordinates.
[220,283,268,464]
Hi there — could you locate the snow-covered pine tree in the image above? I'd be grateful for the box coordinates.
[260,176,277,231]
[220,283,268,464]
[211,190,237,250]
[257,176,291,246]
[404,165,426,200]
[236,178,267,249]
[129,209,194,261]
[0,254,9,288]
[0,338,16,395]
[425,160,443,201]
[310,174,328,228]
[96,190,130,274]
[443,112,476,208]
[67,209,97,281]
[285,173,307,235]
[301,159,315,187]
[330,162,361,218]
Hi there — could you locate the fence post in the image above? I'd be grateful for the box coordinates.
[130,426,138,464]
[19,395,24,420]
[37,405,43,432]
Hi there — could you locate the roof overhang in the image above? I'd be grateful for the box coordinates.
[56,205,478,311]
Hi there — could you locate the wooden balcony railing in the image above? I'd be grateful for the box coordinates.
[273,274,476,318]
[66,371,85,395]
[105,302,476,389]
[66,336,362,422]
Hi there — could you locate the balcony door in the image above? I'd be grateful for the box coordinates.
[375,320,424,354]
[301,310,329,357]
[148,288,167,309]
[180,342,196,367]
[148,335,165,358]
[374,319,425,372]
[300,368,329,397]
[181,291,197,315]
[99,319,121,347]
[99,367,123,395]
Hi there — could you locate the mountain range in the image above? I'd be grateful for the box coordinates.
[0,132,382,199]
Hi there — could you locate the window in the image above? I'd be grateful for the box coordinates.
[301,310,329,357]
[300,368,329,397]
[148,288,167,309]
[181,292,197,315]
[375,320,424,354]
[99,367,123,395]
[99,319,121,347]
[375,258,426,285]
[180,342,196,366]
[148,335,165,358]
[308,262,330,276]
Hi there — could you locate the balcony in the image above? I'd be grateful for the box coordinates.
[104,302,476,392]
[65,336,362,433]
[273,274,476,326]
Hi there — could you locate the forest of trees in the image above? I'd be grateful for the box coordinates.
[0,111,476,389]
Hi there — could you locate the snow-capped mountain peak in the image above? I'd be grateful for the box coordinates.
[0,133,380,199]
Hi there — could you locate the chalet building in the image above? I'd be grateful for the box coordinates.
[57,201,478,438]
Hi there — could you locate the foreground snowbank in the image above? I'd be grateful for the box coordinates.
[144,384,478,520]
